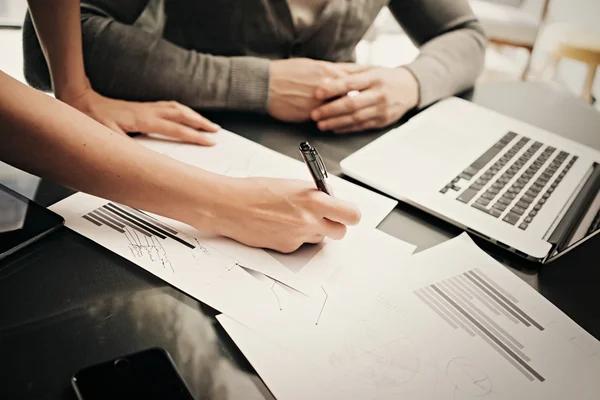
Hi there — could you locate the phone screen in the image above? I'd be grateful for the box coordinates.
[72,348,194,400]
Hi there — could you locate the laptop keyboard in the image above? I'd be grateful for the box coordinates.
[440,132,578,230]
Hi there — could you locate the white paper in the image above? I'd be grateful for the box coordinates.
[219,234,600,400]
[49,193,412,334]
[49,194,304,323]
[135,130,397,230]
[133,131,398,293]
[225,228,417,340]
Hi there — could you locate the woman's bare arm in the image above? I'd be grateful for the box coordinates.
[0,71,360,252]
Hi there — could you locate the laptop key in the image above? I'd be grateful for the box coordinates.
[519,223,528,230]
[522,194,535,203]
[464,166,478,176]
[457,188,478,203]
[493,202,507,212]
[472,202,489,213]
[476,198,491,206]
[488,208,502,218]
[503,213,520,225]
[512,206,525,216]
[481,192,496,200]
[470,146,504,171]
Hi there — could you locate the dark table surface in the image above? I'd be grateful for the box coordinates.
[1,82,599,400]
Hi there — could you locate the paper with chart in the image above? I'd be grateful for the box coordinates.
[49,193,310,322]
[229,228,416,337]
[48,191,408,330]
[49,193,320,294]
[219,234,600,400]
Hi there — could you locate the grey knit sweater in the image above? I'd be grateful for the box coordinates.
[23,0,487,112]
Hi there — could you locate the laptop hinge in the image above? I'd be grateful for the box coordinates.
[548,162,600,253]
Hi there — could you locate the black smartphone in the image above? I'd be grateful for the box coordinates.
[71,348,194,400]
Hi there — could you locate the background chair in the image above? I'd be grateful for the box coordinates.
[538,22,600,104]
[470,0,551,79]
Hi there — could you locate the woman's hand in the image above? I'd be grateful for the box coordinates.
[60,88,221,145]
[210,177,362,253]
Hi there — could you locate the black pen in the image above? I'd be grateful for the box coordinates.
[299,141,333,196]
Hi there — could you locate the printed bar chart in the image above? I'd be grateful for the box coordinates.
[415,269,545,382]
[82,203,195,250]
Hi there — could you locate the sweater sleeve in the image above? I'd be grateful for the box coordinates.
[388,0,487,108]
[79,14,270,112]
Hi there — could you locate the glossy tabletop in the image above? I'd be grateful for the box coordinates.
[1,82,599,400]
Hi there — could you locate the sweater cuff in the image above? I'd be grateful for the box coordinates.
[227,56,271,112]
[404,57,441,110]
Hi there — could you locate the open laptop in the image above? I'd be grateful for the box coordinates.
[340,97,600,263]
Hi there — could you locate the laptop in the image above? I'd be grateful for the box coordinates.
[340,97,600,263]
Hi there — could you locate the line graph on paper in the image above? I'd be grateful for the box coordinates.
[414,268,546,383]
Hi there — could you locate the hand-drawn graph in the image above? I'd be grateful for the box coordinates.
[123,226,173,272]
[81,203,197,272]
[446,357,492,398]
[329,323,421,391]
[414,268,545,382]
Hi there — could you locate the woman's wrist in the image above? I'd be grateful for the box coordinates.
[161,163,237,235]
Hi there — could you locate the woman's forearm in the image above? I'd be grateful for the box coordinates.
[0,71,223,230]
[27,0,90,99]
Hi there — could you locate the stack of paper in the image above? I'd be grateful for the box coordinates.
[220,234,600,400]
[50,130,600,399]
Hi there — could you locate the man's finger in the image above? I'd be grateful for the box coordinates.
[336,63,373,74]
[160,102,220,132]
[315,72,376,101]
[322,62,348,79]
[317,105,382,131]
[153,120,216,146]
[312,89,381,121]
[334,119,381,134]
